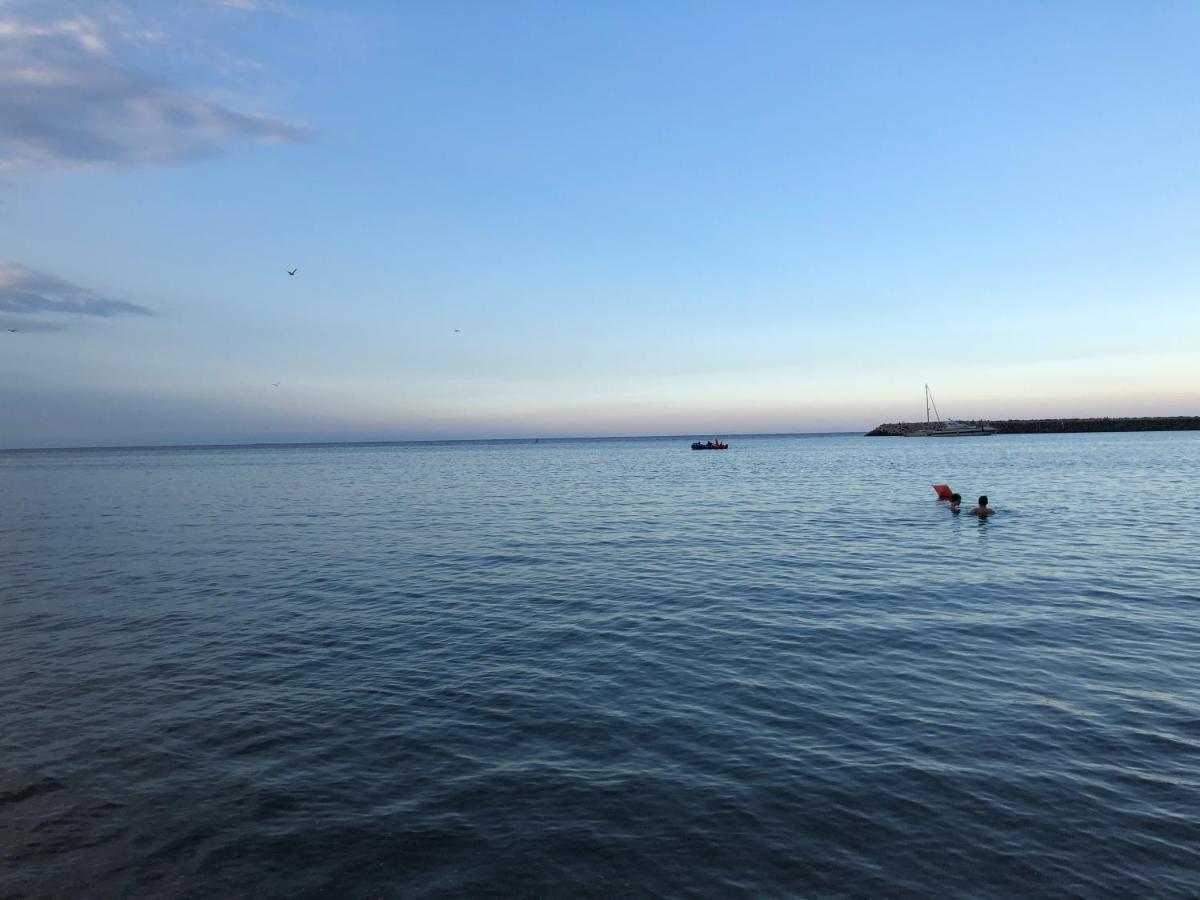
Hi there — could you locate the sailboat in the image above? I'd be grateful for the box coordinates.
[908,385,997,437]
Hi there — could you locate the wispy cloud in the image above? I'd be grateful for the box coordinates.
[206,0,288,11]
[0,8,308,173]
[0,261,152,327]
[0,16,107,53]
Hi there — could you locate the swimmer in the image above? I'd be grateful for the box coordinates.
[968,495,995,517]
[949,493,962,513]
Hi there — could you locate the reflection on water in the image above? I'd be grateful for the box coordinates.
[2,433,1199,896]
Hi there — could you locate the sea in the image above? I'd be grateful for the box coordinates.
[2,432,1198,897]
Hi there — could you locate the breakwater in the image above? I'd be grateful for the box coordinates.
[866,416,1200,436]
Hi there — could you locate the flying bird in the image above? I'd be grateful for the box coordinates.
[454,329,460,333]
[271,382,280,387]
[287,268,298,276]
[6,329,16,333]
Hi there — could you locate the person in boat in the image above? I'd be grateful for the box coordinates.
[969,495,995,517]
[948,493,962,513]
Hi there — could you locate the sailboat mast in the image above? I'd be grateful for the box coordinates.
[925,384,930,425]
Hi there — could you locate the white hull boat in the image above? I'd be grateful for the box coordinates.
[907,385,997,437]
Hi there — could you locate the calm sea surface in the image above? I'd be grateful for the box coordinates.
[2,432,1199,897]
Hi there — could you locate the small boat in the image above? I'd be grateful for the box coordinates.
[917,421,997,437]
[908,385,996,437]
[691,439,729,450]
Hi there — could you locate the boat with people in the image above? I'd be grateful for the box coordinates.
[691,439,729,450]
[908,385,996,437]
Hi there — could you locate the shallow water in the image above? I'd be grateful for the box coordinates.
[2,433,1199,897]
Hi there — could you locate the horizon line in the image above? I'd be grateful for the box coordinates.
[0,431,863,453]
[4,413,1197,454]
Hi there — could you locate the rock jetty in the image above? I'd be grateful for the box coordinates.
[866,416,1200,436]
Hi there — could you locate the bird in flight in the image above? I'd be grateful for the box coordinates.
[271,382,280,387]
[287,268,298,276]
[6,329,16,333]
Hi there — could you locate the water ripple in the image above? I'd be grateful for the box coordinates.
[2,433,1200,896]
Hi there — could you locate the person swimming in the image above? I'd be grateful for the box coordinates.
[969,495,995,517]
[949,493,962,513]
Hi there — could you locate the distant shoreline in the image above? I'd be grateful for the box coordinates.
[866,416,1200,436]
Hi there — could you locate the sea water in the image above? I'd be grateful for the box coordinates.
[2,433,1198,896]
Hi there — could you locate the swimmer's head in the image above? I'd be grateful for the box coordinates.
[950,493,961,503]
[978,495,988,506]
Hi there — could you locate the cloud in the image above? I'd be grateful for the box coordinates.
[206,0,288,11]
[0,10,308,173]
[0,262,152,326]
[0,16,107,53]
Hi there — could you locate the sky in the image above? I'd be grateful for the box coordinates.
[2,0,1199,448]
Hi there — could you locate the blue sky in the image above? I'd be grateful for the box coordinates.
[2,0,1198,447]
